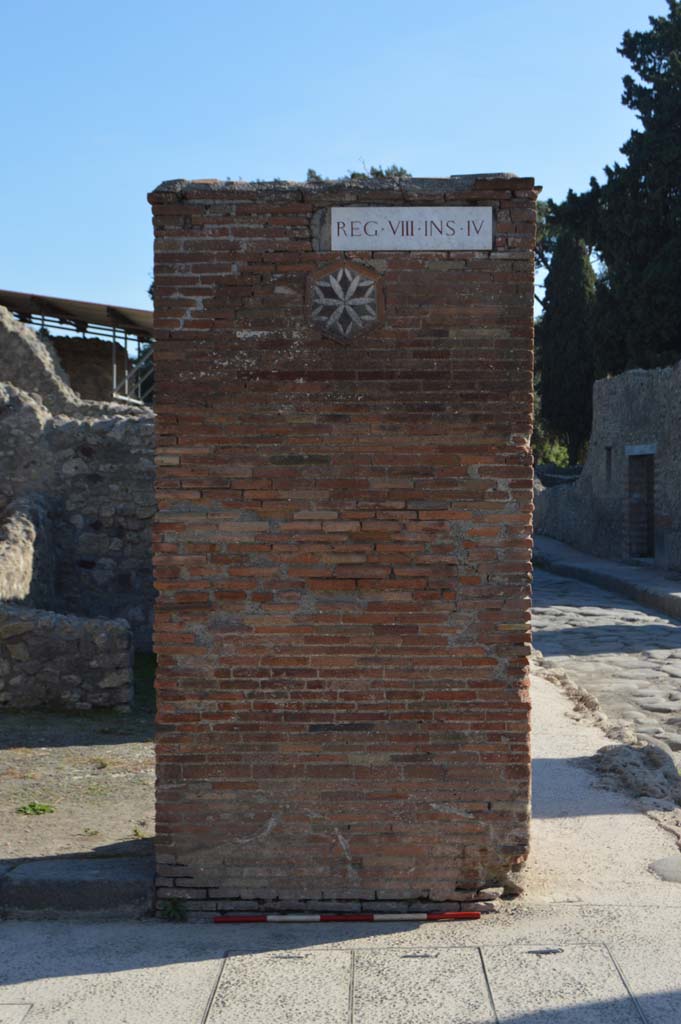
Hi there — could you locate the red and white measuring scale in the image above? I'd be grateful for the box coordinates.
[214,910,481,924]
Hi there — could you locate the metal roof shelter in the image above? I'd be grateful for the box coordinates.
[0,288,155,403]
[0,288,153,342]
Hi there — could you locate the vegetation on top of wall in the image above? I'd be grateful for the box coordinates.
[306,165,411,183]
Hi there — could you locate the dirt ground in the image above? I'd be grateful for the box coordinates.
[0,657,155,861]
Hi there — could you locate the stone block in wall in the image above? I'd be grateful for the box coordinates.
[0,604,133,710]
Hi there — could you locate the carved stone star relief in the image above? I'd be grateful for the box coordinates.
[310,265,380,341]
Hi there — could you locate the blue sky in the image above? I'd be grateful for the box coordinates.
[0,0,667,310]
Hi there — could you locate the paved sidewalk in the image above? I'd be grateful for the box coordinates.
[1,673,680,1022]
[534,535,681,621]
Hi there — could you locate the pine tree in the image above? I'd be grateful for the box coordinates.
[537,234,596,464]
[560,1,681,370]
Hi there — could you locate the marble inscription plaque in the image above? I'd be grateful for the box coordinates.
[330,206,493,251]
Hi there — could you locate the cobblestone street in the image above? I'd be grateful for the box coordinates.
[533,567,681,754]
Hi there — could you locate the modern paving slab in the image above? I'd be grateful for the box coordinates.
[0,1008,32,1024]
[0,924,224,1023]
[483,944,641,1023]
[207,951,351,1024]
[352,948,494,1024]
[610,944,681,1024]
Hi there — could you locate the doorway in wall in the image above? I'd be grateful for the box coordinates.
[628,453,655,558]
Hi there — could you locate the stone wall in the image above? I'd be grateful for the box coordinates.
[535,362,681,569]
[0,603,131,711]
[150,174,537,917]
[0,495,132,709]
[51,335,129,402]
[0,308,156,653]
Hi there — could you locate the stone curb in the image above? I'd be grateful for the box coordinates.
[533,542,681,623]
[0,855,154,919]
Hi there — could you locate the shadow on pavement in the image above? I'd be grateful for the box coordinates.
[495,990,678,1022]
[0,918,422,985]
[531,755,654,818]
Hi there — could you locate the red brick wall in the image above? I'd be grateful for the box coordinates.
[149,175,538,917]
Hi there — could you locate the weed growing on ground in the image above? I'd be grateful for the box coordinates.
[16,802,55,815]
[158,898,188,922]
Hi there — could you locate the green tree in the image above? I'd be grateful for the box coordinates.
[533,200,561,311]
[537,234,596,464]
[534,200,560,277]
[559,1,681,370]
[531,388,569,467]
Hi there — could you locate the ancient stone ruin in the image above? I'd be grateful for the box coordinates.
[150,173,538,916]
[0,308,155,709]
[536,361,681,569]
